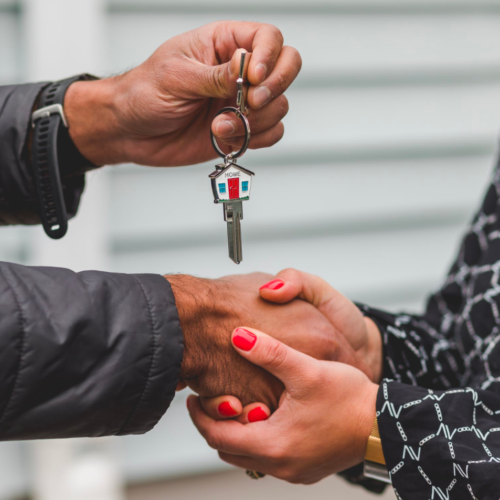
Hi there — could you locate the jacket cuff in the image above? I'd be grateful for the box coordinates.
[0,83,85,225]
[117,274,184,435]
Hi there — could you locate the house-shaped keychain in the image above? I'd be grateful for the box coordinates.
[209,163,255,203]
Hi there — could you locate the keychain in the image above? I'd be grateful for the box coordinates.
[209,52,254,264]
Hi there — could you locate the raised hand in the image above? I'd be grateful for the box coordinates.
[189,327,378,484]
[65,22,301,167]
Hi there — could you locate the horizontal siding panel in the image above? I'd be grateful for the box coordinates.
[282,85,500,152]
[108,156,493,240]
[107,12,500,76]
[0,12,20,84]
[109,223,466,313]
[109,0,500,14]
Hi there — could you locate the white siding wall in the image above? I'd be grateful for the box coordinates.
[1,0,500,498]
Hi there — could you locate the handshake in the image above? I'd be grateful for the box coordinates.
[169,269,383,484]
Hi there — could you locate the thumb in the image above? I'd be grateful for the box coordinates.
[192,48,250,99]
[259,268,336,307]
[231,327,316,389]
[259,269,365,349]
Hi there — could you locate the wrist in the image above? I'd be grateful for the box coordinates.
[64,77,127,165]
[166,275,238,382]
[354,382,379,464]
[363,317,383,383]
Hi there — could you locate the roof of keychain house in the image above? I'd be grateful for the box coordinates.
[210,164,255,203]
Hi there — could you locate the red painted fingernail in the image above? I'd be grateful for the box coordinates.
[248,407,269,423]
[218,401,238,417]
[232,328,257,351]
[259,279,285,291]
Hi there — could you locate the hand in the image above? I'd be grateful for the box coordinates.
[259,269,383,383]
[64,22,301,167]
[166,273,371,411]
[188,327,378,484]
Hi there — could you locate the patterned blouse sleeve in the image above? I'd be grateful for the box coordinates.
[357,165,500,498]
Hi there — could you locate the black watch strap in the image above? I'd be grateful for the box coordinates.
[31,74,98,239]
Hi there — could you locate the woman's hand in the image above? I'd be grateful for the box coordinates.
[259,269,383,383]
[189,327,378,484]
[65,21,301,167]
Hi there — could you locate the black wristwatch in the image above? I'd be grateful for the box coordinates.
[31,74,98,239]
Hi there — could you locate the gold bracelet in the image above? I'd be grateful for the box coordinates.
[364,416,385,465]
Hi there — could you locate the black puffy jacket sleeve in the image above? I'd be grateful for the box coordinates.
[0,84,184,439]
[0,264,183,440]
[0,82,85,225]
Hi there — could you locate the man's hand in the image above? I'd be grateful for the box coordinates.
[189,328,378,484]
[64,22,301,167]
[259,269,383,383]
[167,273,371,411]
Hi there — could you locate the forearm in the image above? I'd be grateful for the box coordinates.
[0,263,183,440]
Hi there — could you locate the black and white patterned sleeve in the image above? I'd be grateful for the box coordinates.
[358,163,500,498]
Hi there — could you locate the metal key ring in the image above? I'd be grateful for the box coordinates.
[210,106,251,160]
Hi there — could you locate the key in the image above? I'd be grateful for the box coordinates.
[224,200,243,264]
[209,160,254,264]
[209,51,254,264]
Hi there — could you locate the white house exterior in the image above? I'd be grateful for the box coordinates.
[209,164,254,203]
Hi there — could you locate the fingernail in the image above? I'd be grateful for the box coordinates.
[248,407,269,423]
[253,86,272,108]
[218,401,238,417]
[255,62,267,82]
[259,279,285,291]
[233,328,257,351]
[216,120,236,137]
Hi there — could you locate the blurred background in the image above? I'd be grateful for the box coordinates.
[1,0,500,498]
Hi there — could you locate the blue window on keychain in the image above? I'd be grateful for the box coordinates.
[219,183,226,194]
[242,181,249,192]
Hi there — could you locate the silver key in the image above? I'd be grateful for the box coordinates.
[224,201,243,264]
[209,52,254,264]
[209,161,255,264]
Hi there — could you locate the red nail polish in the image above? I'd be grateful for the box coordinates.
[233,328,257,351]
[248,407,268,423]
[218,401,238,417]
[259,279,285,291]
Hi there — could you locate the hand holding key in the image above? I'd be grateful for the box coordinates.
[65,21,300,168]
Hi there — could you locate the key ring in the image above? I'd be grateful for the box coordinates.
[210,106,251,161]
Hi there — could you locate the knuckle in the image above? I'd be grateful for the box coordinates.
[275,71,287,94]
[267,25,284,47]
[267,442,287,463]
[205,66,227,97]
[264,341,288,371]
[279,95,290,118]
[278,468,300,484]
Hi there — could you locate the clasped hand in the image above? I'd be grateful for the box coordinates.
[182,270,383,484]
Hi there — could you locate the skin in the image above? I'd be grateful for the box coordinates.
[168,273,372,410]
[63,21,301,167]
[189,328,378,484]
[202,269,382,419]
